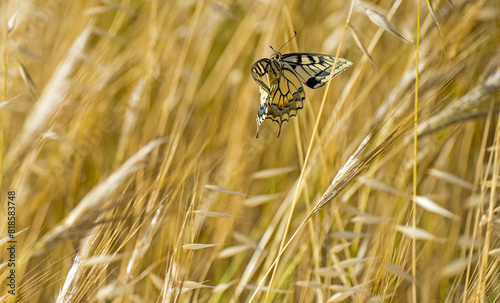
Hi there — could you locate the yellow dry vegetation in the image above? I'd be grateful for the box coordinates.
[1,0,500,302]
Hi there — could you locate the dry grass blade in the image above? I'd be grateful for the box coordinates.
[96,279,134,300]
[294,281,325,289]
[465,193,489,208]
[204,185,250,197]
[489,248,500,257]
[0,94,19,108]
[457,236,483,248]
[313,267,343,278]
[181,281,214,290]
[217,245,251,259]
[7,0,18,33]
[244,193,282,207]
[193,210,237,218]
[367,294,394,302]
[413,195,460,220]
[428,168,475,190]
[328,284,367,293]
[17,59,39,97]
[351,214,393,224]
[350,25,376,69]
[117,78,146,161]
[250,166,297,179]
[338,257,372,268]
[364,8,414,43]
[326,291,355,302]
[441,257,477,278]
[395,225,447,243]
[331,242,352,253]
[359,177,404,196]
[330,231,365,239]
[149,273,165,290]
[233,232,259,249]
[244,284,292,294]
[182,243,220,250]
[425,0,441,28]
[384,263,416,284]
[0,226,29,246]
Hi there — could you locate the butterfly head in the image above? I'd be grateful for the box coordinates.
[269,52,282,64]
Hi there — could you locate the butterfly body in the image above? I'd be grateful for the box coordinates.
[251,51,352,137]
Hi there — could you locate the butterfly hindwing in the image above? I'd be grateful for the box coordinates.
[251,59,305,137]
[266,67,305,135]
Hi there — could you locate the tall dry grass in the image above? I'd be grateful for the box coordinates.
[1,0,500,302]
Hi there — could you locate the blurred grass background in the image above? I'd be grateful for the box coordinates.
[1,0,500,302]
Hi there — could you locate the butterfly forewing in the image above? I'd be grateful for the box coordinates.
[282,53,353,89]
[251,59,272,93]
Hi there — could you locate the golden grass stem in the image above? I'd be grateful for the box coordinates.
[412,0,421,302]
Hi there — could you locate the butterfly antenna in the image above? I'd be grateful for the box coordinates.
[277,31,297,53]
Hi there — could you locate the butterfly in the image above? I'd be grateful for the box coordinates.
[251,33,352,138]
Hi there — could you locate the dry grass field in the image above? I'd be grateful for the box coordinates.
[1,0,500,302]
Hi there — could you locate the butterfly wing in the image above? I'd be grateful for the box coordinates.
[282,53,352,89]
[266,66,305,137]
[251,59,273,137]
[251,58,305,137]
[251,58,272,94]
